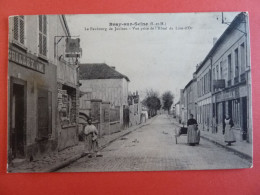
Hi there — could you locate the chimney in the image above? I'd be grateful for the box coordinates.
[110,66,115,70]
[213,37,218,45]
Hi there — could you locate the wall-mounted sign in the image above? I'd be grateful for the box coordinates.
[8,49,45,73]
[215,87,240,102]
[213,79,225,89]
[65,38,81,53]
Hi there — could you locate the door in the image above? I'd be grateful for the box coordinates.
[38,89,51,139]
[228,100,233,118]
[242,97,248,140]
[10,80,26,159]
[123,107,129,128]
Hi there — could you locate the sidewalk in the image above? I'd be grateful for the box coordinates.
[8,117,155,173]
[168,116,252,162]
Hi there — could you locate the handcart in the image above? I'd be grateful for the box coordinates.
[175,126,188,144]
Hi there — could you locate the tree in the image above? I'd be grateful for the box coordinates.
[142,89,161,117]
[162,91,174,113]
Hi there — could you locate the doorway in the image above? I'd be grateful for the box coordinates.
[10,78,26,159]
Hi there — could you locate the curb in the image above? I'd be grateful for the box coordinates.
[170,118,252,162]
[200,135,252,162]
[46,119,153,172]
[43,153,88,172]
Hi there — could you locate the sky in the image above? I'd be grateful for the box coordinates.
[66,12,239,101]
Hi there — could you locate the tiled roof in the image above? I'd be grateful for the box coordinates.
[79,63,130,81]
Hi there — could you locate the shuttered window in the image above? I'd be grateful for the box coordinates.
[39,15,47,56]
[13,16,25,45]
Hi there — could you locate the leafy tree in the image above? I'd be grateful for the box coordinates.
[162,91,174,113]
[142,89,161,117]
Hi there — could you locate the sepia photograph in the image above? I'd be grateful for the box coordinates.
[7,12,252,173]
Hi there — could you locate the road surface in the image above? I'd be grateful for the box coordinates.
[58,114,251,172]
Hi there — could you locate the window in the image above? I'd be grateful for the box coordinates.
[13,16,25,45]
[240,43,245,72]
[220,61,223,79]
[216,65,219,80]
[59,85,77,127]
[235,48,239,77]
[228,54,232,80]
[39,15,47,56]
[212,68,215,81]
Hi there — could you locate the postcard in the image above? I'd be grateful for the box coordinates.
[7,12,252,172]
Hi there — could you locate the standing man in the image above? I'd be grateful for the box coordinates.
[187,114,200,146]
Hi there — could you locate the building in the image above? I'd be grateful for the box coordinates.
[79,63,130,130]
[210,12,251,142]
[8,15,80,164]
[179,89,185,124]
[192,12,251,142]
[128,91,142,127]
[195,57,212,132]
[183,76,197,122]
[174,101,180,121]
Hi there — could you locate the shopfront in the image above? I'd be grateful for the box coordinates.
[8,45,57,162]
[213,85,248,141]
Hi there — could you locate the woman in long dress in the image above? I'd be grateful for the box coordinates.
[187,114,200,146]
[84,119,97,156]
[223,114,236,146]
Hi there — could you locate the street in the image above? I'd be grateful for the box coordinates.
[58,114,251,172]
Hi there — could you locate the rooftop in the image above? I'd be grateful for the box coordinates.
[79,63,130,81]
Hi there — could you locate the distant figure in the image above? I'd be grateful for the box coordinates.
[84,119,102,157]
[223,114,236,146]
[187,114,200,146]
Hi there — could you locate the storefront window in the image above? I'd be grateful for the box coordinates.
[58,85,77,127]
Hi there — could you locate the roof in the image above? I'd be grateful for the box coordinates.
[79,63,130,81]
[184,79,194,90]
[195,12,247,74]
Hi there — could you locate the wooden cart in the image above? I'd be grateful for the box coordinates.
[175,126,188,144]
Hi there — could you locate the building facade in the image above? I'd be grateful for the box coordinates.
[196,58,213,132]
[179,12,252,143]
[128,91,142,127]
[210,13,251,142]
[8,15,79,163]
[79,63,130,129]
[184,77,197,122]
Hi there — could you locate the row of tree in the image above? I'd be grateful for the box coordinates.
[142,89,174,117]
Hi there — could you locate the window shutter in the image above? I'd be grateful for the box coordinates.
[39,33,42,55]
[39,15,42,32]
[13,17,19,41]
[43,15,47,35]
[39,15,47,56]
[19,18,24,44]
[43,36,47,56]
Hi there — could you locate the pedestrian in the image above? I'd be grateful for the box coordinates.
[187,114,200,146]
[84,118,102,157]
[223,114,236,146]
